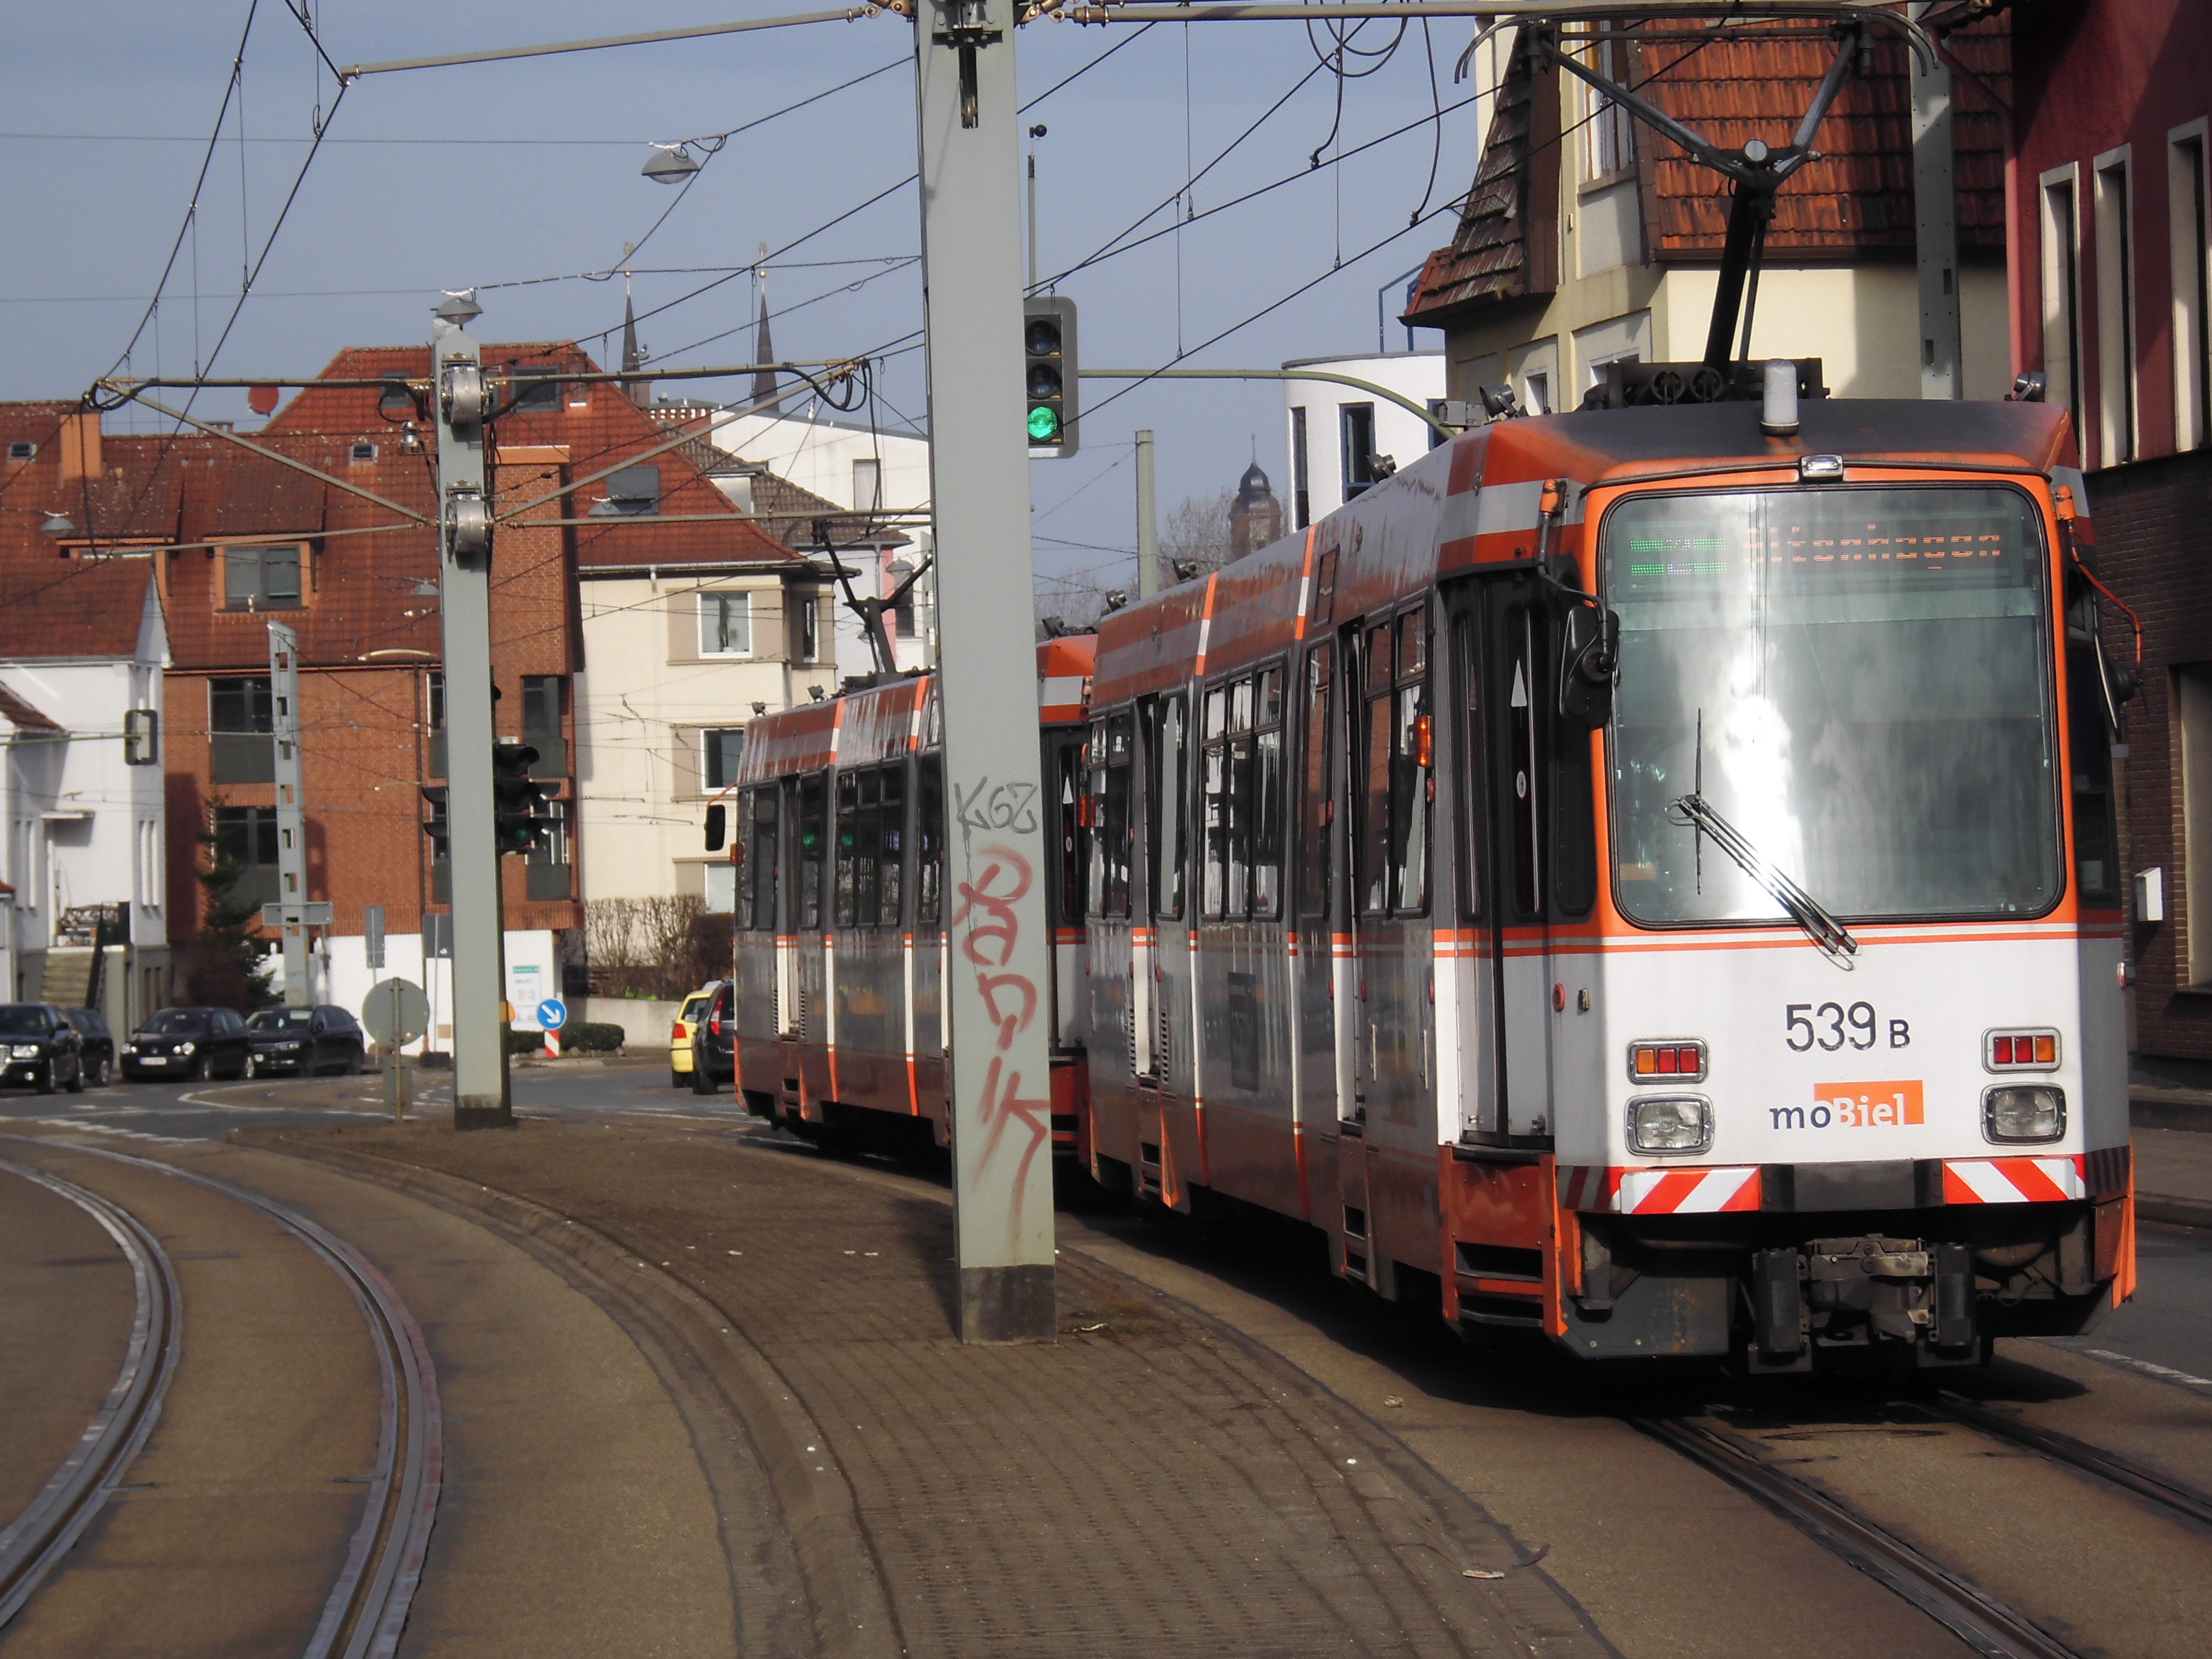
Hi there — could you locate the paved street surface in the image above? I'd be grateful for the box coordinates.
[5,1065,2212,1658]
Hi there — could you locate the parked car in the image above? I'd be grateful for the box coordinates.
[690,980,734,1095]
[669,986,715,1089]
[60,1007,114,1087]
[246,1005,367,1078]
[120,1007,251,1082]
[0,1003,85,1094]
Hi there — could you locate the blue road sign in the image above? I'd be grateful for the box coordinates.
[535,996,568,1031]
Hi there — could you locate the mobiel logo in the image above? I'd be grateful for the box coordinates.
[1771,1082,1925,1130]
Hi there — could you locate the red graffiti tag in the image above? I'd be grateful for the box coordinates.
[953,843,1050,1221]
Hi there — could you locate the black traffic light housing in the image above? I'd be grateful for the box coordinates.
[420,785,450,855]
[1023,294,1078,458]
[492,743,553,854]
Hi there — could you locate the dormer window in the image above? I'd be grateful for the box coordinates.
[223,543,303,612]
[349,441,378,463]
[7,442,34,461]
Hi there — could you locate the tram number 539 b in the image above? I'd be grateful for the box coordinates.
[1785,1001,1911,1052]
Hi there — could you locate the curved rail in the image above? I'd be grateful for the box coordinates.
[0,1141,442,1659]
[1932,1390,2212,1534]
[1637,1415,2082,1659]
[0,1159,182,1629]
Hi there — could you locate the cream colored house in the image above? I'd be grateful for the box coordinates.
[1407,22,2015,406]
[574,555,835,909]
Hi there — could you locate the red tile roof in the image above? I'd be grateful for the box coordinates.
[1408,15,2011,327]
[0,557,154,660]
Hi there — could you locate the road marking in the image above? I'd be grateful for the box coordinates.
[32,1118,192,1145]
[2079,1347,2212,1394]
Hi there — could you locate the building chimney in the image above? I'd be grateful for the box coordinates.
[59,410,101,482]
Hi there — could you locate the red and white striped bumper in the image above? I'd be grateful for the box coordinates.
[1559,1165,1762,1214]
[1942,1155,2087,1204]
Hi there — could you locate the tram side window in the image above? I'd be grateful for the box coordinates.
[880,766,906,925]
[833,766,907,928]
[1086,715,1134,917]
[1451,616,1481,922]
[2067,629,2121,903]
[738,787,779,930]
[916,756,945,927]
[1202,664,1286,919]
[1360,612,1431,915]
[1299,643,1333,918]
[1151,695,1188,918]
[797,773,828,929]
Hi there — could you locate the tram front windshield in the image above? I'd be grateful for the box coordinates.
[1606,484,2061,924]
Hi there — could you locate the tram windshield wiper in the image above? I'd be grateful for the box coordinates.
[1666,793,1859,966]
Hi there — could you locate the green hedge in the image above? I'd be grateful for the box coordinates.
[504,1021,625,1057]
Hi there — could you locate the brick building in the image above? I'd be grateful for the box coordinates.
[2,340,804,1048]
[2008,0,2212,1066]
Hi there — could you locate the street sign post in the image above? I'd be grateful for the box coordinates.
[536,996,567,1061]
[363,976,432,1122]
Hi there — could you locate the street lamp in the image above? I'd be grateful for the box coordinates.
[641,143,701,184]
[39,510,75,539]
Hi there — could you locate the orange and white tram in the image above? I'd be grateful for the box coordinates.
[720,388,2136,1372]
[722,637,1096,1160]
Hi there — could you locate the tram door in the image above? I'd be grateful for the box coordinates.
[1450,571,1579,1140]
[774,778,803,1042]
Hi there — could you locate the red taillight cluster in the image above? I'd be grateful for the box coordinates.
[671,1021,687,1041]
[709,1014,723,1036]
[1631,1041,1707,1082]
[1988,1030,2057,1069]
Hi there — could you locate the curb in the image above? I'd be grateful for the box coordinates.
[255,1134,901,1659]
[2130,1088,2212,1134]
[2138,1193,2212,1230]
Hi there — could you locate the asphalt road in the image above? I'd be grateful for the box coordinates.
[14,1058,2210,1399]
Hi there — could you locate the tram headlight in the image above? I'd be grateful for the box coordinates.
[1984,1085,2065,1144]
[1628,1095,1712,1154]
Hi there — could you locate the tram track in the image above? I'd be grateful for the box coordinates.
[1637,1413,2084,1659]
[0,1138,442,1659]
[1928,1388,2212,1533]
[0,1158,180,1628]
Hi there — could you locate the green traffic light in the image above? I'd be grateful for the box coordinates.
[1028,405,1060,442]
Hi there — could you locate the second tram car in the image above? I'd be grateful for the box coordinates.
[716,386,2137,1373]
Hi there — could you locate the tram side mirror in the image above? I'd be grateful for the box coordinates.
[1558,604,1620,729]
[704,804,726,853]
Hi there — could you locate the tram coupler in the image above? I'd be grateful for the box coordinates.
[1751,1248,1805,1364]
[1744,1236,1981,1371]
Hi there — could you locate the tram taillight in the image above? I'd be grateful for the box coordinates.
[1629,1040,1707,1084]
[1986,1029,2059,1071]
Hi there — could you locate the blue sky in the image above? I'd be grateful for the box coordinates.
[0,2,1486,591]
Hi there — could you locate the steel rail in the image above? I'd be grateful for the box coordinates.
[4,1140,443,1659]
[0,1159,180,1631]
[1637,1415,2083,1659]
[1931,1391,2212,1534]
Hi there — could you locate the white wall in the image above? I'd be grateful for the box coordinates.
[1282,352,1447,523]
[314,926,556,1055]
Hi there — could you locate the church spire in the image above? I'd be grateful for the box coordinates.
[751,244,780,415]
[620,256,648,407]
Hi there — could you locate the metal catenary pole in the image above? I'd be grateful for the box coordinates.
[914,0,1058,1342]
[1908,1,1960,400]
[1134,428,1160,597]
[433,307,512,1130]
[267,622,312,1005]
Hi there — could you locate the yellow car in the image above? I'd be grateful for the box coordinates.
[669,987,715,1089]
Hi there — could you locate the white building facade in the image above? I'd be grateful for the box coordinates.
[1282,351,1449,529]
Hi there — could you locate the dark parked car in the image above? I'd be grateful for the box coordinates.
[120,1007,251,1082]
[0,1003,84,1094]
[60,1007,114,1087]
[689,980,734,1095]
[246,1005,366,1078]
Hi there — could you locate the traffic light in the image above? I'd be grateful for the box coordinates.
[1023,294,1078,458]
[420,785,450,856]
[492,743,552,854]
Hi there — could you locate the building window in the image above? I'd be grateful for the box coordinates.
[2041,168,2083,441]
[212,805,281,909]
[594,464,660,517]
[2094,149,2137,467]
[209,676,275,785]
[1290,407,1310,529]
[521,674,566,775]
[526,801,571,901]
[509,364,563,412]
[853,457,882,511]
[703,728,746,791]
[1523,370,1552,415]
[349,442,378,464]
[1584,25,1635,180]
[1340,403,1377,503]
[9,442,36,461]
[793,587,821,662]
[222,544,302,612]
[2172,125,2210,453]
[699,591,753,657]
